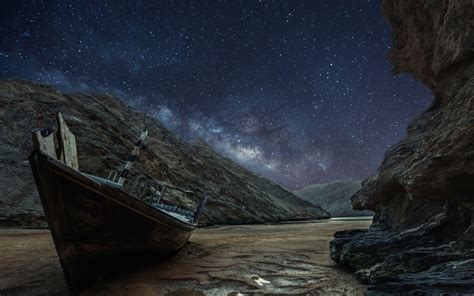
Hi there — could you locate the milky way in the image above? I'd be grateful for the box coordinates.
[0,0,433,189]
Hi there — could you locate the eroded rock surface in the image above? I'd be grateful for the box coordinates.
[330,0,474,294]
[0,80,329,227]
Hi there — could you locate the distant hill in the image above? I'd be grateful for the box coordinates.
[0,80,330,227]
[294,180,373,217]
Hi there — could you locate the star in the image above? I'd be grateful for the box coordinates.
[0,0,433,189]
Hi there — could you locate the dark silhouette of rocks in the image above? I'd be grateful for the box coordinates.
[0,80,329,227]
[294,180,373,217]
[330,0,474,294]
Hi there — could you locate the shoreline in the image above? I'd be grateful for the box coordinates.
[0,216,374,230]
[203,215,373,228]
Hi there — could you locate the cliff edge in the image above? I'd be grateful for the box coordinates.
[330,1,474,294]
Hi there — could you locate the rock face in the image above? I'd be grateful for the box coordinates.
[0,80,329,227]
[294,180,373,217]
[330,0,474,294]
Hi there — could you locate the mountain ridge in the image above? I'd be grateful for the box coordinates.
[0,80,330,227]
[294,180,373,217]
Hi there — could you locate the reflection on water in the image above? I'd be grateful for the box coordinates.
[329,216,373,221]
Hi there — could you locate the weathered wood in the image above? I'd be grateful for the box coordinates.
[193,196,208,223]
[32,128,57,159]
[28,150,196,292]
[56,113,79,170]
[117,130,148,185]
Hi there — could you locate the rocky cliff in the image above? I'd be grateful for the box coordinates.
[0,80,329,227]
[294,180,373,217]
[330,0,474,294]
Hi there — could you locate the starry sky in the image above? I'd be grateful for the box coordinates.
[0,0,432,189]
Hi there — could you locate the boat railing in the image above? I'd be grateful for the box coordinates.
[32,113,208,224]
[106,165,208,224]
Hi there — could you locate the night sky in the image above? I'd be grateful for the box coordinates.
[1,0,432,189]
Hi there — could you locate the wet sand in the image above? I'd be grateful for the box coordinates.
[0,219,370,295]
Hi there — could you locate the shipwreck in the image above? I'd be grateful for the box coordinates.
[29,113,208,291]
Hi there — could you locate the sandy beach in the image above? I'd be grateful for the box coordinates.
[0,218,370,295]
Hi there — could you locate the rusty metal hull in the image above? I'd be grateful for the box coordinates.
[29,150,196,292]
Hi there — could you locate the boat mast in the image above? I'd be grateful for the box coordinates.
[118,130,148,186]
[193,196,209,223]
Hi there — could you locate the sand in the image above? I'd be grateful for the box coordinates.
[0,219,370,295]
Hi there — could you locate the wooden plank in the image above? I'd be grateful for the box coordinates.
[32,128,57,159]
[29,151,195,292]
[56,113,79,170]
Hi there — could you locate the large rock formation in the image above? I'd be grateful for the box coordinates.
[330,0,474,294]
[294,180,373,217]
[0,80,329,227]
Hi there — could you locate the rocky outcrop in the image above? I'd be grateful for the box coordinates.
[0,80,329,227]
[330,0,474,294]
[294,180,373,217]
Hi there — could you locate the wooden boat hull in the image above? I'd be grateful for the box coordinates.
[29,150,196,291]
